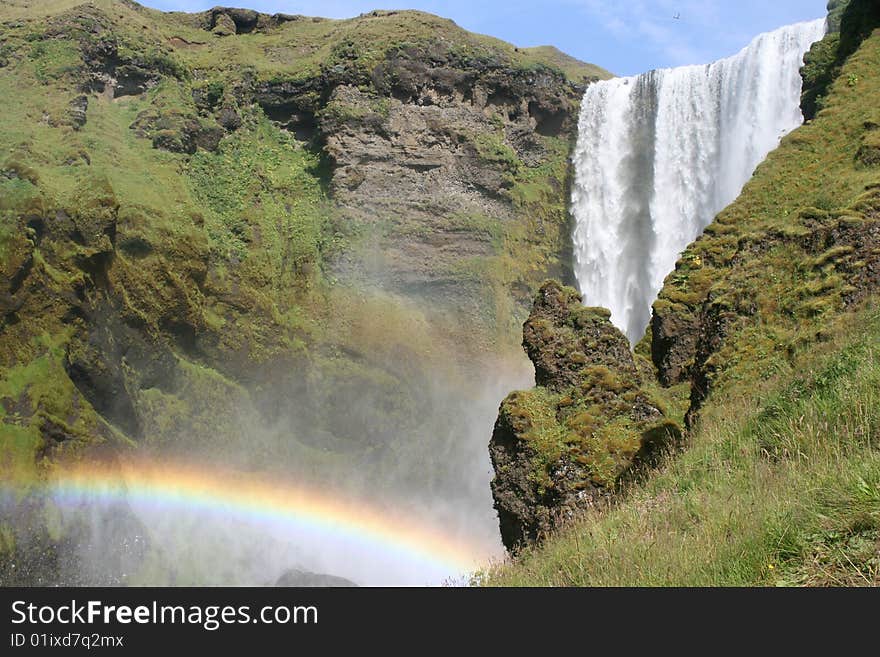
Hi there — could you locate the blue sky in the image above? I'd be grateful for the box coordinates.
[141,0,829,76]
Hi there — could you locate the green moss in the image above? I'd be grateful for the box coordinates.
[501,388,565,491]
[502,341,681,497]
[579,416,641,486]
[320,94,390,125]
[473,132,521,174]
[0,333,129,483]
[580,365,627,394]
[0,524,14,559]
[137,357,256,452]
[28,38,82,82]
[0,424,43,483]
[188,116,328,271]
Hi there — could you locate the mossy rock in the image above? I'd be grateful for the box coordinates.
[490,280,682,550]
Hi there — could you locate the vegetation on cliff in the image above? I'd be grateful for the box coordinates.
[482,0,880,585]
[801,0,880,120]
[0,0,609,583]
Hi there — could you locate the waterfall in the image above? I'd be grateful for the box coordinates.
[570,19,827,343]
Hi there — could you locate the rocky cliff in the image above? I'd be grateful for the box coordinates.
[0,1,610,583]
[0,1,605,462]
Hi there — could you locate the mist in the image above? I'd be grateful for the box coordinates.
[1,284,533,587]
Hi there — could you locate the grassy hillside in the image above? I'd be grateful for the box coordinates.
[519,45,612,82]
[481,300,880,585]
[0,2,611,84]
[0,0,603,478]
[481,2,880,586]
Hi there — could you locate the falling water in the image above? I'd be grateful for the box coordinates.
[571,19,827,343]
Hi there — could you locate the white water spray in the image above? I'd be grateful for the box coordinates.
[571,19,826,342]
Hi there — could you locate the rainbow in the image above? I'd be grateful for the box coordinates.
[3,459,498,585]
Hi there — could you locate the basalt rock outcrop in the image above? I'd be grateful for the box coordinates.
[489,281,681,551]
[251,23,609,339]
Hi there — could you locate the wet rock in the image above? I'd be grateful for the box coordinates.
[64,300,179,440]
[275,568,358,587]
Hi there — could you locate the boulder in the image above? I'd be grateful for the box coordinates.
[275,568,358,587]
[489,280,681,551]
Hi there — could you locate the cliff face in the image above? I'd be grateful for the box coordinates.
[489,281,680,550]
[260,27,602,343]
[0,2,603,461]
[0,1,612,582]
[801,0,880,120]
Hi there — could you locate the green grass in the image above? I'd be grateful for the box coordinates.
[1,2,607,87]
[28,38,81,82]
[519,45,613,81]
[480,301,880,586]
